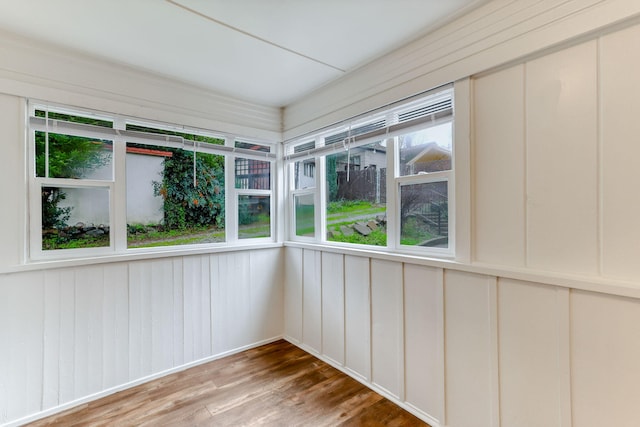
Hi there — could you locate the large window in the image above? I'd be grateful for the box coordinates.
[29,104,275,259]
[286,86,454,256]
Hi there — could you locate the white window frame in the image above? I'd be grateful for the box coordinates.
[27,101,276,260]
[284,85,456,258]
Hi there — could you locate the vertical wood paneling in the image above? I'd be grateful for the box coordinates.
[445,270,498,427]
[404,264,444,423]
[525,41,598,274]
[128,261,151,379]
[498,279,570,427]
[249,248,284,344]
[371,259,403,399]
[0,272,44,423]
[150,260,175,373]
[284,247,303,343]
[473,64,526,266]
[600,23,640,281]
[58,269,76,404]
[42,271,62,410]
[0,248,282,426]
[183,255,212,362]
[172,258,184,367]
[102,263,129,389]
[344,255,370,381]
[211,252,251,354]
[571,290,640,427]
[302,249,322,353]
[74,266,105,398]
[321,252,344,365]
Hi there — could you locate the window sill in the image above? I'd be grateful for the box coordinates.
[284,241,640,300]
[1,242,284,274]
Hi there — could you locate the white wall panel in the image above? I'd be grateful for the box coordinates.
[473,64,526,266]
[171,258,184,367]
[445,270,498,427]
[600,23,640,281]
[74,266,105,398]
[211,252,251,354]
[344,255,370,381]
[284,247,303,343]
[525,41,598,274]
[0,94,23,269]
[129,261,152,380]
[498,279,571,427]
[102,263,129,389]
[57,269,76,405]
[182,255,212,362]
[403,264,444,423]
[149,260,176,373]
[302,249,322,353]
[0,272,44,424]
[572,290,640,427]
[371,259,403,399]
[249,248,284,344]
[321,252,344,365]
[0,248,283,426]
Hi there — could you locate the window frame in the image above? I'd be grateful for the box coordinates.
[27,101,276,260]
[285,85,455,258]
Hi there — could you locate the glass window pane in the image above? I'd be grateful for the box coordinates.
[126,144,225,248]
[400,181,448,248]
[35,131,113,179]
[235,140,270,152]
[126,124,224,145]
[398,122,452,176]
[42,186,110,250]
[35,109,113,127]
[238,195,270,239]
[325,141,387,246]
[295,193,315,237]
[293,159,315,190]
[235,158,270,190]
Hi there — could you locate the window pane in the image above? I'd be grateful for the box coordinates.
[398,122,452,176]
[295,193,315,237]
[126,144,225,248]
[235,140,270,152]
[235,158,270,189]
[35,109,113,127]
[325,141,387,246]
[126,124,224,145]
[35,131,113,179]
[42,186,110,250]
[293,159,315,190]
[400,181,448,248]
[238,195,270,239]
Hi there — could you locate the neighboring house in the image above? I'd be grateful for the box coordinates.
[404,142,451,174]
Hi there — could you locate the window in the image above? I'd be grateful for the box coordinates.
[28,103,275,259]
[124,124,226,249]
[286,86,454,256]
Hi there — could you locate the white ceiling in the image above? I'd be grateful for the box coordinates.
[0,0,487,107]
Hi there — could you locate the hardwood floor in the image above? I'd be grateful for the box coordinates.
[28,340,430,426]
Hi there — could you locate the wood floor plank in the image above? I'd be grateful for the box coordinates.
[27,340,430,426]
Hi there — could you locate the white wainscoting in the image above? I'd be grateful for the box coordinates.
[0,247,283,427]
[284,246,640,427]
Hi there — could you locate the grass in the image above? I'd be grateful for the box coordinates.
[127,225,225,248]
